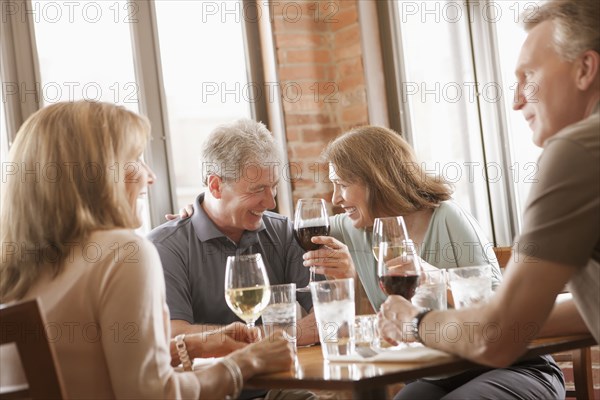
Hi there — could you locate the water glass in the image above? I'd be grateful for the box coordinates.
[262,283,297,355]
[310,278,355,360]
[448,265,493,309]
[412,269,448,310]
[354,315,377,346]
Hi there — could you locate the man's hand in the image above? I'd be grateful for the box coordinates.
[378,295,420,345]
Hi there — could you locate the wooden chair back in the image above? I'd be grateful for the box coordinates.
[492,247,594,400]
[0,299,65,399]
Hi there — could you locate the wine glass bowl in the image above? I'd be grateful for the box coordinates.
[293,198,330,292]
[372,216,410,262]
[373,217,422,300]
[224,253,271,331]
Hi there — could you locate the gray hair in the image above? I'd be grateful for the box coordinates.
[523,0,600,61]
[201,119,281,185]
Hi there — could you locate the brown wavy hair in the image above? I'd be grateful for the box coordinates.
[322,126,452,217]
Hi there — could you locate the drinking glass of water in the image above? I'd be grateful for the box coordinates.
[261,283,297,355]
[448,265,493,309]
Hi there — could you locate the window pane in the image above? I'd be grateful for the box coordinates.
[32,0,139,110]
[1,82,8,167]
[154,0,251,209]
[494,1,542,227]
[395,1,493,238]
[31,0,151,233]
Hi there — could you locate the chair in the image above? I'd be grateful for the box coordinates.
[493,247,594,400]
[0,299,65,399]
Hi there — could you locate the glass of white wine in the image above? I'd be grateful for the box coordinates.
[372,216,410,262]
[224,253,271,336]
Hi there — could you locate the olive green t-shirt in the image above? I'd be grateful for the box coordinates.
[516,106,600,342]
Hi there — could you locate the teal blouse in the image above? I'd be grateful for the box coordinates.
[329,200,503,310]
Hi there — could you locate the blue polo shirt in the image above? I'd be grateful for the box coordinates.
[148,193,312,325]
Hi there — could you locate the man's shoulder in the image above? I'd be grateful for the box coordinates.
[549,112,600,158]
[147,217,194,245]
[262,211,292,227]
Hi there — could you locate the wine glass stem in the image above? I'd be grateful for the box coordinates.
[246,321,262,341]
[309,266,316,283]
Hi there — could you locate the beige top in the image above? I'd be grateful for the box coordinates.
[516,106,600,342]
[0,229,201,399]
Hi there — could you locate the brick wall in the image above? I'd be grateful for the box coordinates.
[272,0,368,205]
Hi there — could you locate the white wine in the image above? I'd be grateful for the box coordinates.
[372,244,405,262]
[225,286,271,323]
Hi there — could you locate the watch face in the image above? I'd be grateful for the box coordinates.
[412,308,432,343]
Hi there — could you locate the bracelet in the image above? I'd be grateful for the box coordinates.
[221,357,243,400]
[175,334,193,371]
[411,308,432,344]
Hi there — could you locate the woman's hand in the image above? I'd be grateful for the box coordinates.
[229,331,293,378]
[385,254,437,273]
[164,204,194,221]
[193,332,293,398]
[302,236,356,279]
[378,295,421,345]
[170,322,258,365]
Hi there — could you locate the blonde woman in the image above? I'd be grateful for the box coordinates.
[0,101,291,399]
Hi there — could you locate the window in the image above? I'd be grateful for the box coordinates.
[154,0,252,209]
[493,1,542,222]
[395,1,493,237]
[31,0,151,232]
[388,0,544,244]
[32,0,139,109]
[3,0,266,226]
[0,85,8,159]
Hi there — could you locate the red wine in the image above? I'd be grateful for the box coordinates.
[294,225,330,251]
[378,274,419,299]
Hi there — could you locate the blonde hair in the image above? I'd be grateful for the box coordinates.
[0,101,150,301]
[523,0,600,61]
[322,126,452,217]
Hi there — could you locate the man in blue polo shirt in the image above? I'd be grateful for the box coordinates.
[148,119,316,343]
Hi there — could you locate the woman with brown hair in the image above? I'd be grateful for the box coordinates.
[306,125,503,309]
[0,101,291,399]
[303,125,565,399]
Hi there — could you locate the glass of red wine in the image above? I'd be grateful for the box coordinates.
[374,217,422,300]
[293,198,330,292]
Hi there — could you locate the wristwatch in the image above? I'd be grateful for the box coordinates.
[411,308,432,344]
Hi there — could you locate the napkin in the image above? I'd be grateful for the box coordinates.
[328,343,451,363]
